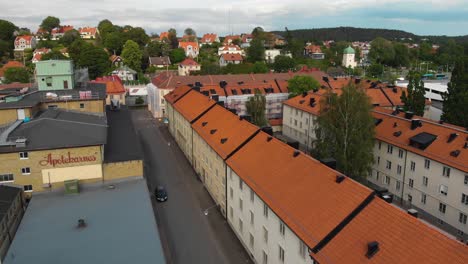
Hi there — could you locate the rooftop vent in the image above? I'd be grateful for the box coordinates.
[299,100,305,104]
[381,193,393,203]
[211,94,219,102]
[267,136,273,142]
[293,150,300,157]
[261,126,273,136]
[322,76,329,82]
[302,92,308,97]
[309,98,316,107]
[450,150,460,157]
[192,86,201,92]
[220,80,227,88]
[464,142,468,149]
[201,91,209,96]
[210,89,216,94]
[195,81,202,87]
[405,111,414,120]
[15,138,27,147]
[407,209,418,218]
[409,132,437,150]
[202,122,208,127]
[392,87,398,93]
[237,81,244,85]
[411,119,422,130]
[210,129,217,134]
[220,138,228,144]
[393,131,402,137]
[448,133,458,143]
[77,219,87,228]
[231,89,238,95]
[393,122,398,128]
[366,241,379,259]
[374,118,383,126]
[336,175,345,183]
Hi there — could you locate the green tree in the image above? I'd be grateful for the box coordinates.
[418,42,433,61]
[123,27,149,46]
[366,63,384,78]
[60,29,80,47]
[73,41,109,79]
[314,83,375,181]
[184,28,196,39]
[273,55,296,72]
[169,48,185,63]
[121,40,142,72]
[369,37,395,65]
[251,27,265,39]
[41,50,68,60]
[104,32,124,55]
[393,43,410,67]
[147,41,170,57]
[401,71,426,116]
[4,67,30,83]
[98,19,115,39]
[40,16,60,33]
[0,19,18,59]
[247,38,265,62]
[287,75,320,97]
[168,28,178,49]
[441,57,468,128]
[252,61,269,73]
[246,90,268,127]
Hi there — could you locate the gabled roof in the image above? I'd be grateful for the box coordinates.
[219,44,241,51]
[159,32,169,40]
[163,85,192,104]
[179,42,199,50]
[93,76,125,95]
[311,198,468,263]
[373,110,468,172]
[305,45,322,53]
[223,35,241,44]
[0,61,25,77]
[241,34,253,43]
[192,105,258,159]
[201,33,218,43]
[221,53,243,62]
[33,48,51,55]
[173,90,216,123]
[78,27,97,35]
[179,58,200,66]
[149,56,171,66]
[226,131,373,248]
[15,35,33,42]
[283,92,322,115]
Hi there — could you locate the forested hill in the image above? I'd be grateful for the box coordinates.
[272,27,468,43]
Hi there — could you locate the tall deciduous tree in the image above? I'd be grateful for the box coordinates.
[169,48,185,63]
[252,61,269,73]
[60,29,80,47]
[0,19,18,59]
[441,56,468,128]
[98,19,115,39]
[104,32,124,55]
[168,28,178,49]
[4,67,30,83]
[287,75,320,97]
[70,40,109,79]
[40,16,60,33]
[369,37,395,65]
[401,71,426,116]
[246,38,265,62]
[246,90,268,127]
[314,83,375,181]
[272,55,295,72]
[121,40,142,72]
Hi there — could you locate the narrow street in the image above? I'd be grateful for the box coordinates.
[130,109,252,264]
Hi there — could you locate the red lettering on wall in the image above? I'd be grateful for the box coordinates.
[39,152,97,167]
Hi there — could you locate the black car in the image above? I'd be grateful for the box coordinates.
[155,186,168,202]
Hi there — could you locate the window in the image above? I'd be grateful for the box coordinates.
[386,160,392,170]
[239,218,243,232]
[46,76,52,87]
[239,179,243,190]
[0,174,14,183]
[279,221,285,237]
[376,171,379,181]
[421,194,426,204]
[250,189,254,202]
[289,118,292,125]
[63,80,68,89]
[239,198,243,211]
[408,194,412,203]
[378,141,381,150]
[294,120,297,126]
[459,213,467,225]
[377,156,380,165]
[385,176,390,185]
[397,165,402,175]
[462,193,468,205]
[299,122,302,129]
[263,204,268,218]
[465,175,468,185]
[295,109,298,116]
[250,233,254,248]
[409,179,414,188]
[443,166,451,177]
[410,161,416,171]
[439,203,446,214]
[24,185,33,192]
[263,251,268,264]
[437,219,445,225]
[398,149,404,158]
[79,103,85,109]
[230,169,233,180]
[230,187,233,199]
[387,145,393,154]
[299,240,306,259]
[439,185,448,196]
[230,207,233,219]
[21,167,30,175]
[424,159,430,169]
[279,246,285,263]
[250,211,254,225]
[263,227,268,243]
[396,181,401,191]
[423,176,428,186]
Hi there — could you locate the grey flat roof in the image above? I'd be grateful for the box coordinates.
[4,178,166,264]
[0,109,107,153]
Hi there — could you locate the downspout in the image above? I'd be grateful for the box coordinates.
[401,149,408,203]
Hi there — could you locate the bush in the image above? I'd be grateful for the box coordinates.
[135,96,144,105]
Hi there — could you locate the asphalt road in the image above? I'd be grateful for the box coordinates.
[130,109,252,264]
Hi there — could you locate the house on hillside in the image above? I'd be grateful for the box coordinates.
[109,55,123,67]
[178,58,200,76]
[265,49,291,63]
[200,33,219,46]
[179,42,199,58]
[240,34,253,48]
[218,44,243,56]
[223,35,241,45]
[78,27,99,39]
[149,56,171,68]
[304,44,325,60]
[112,66,137,81]
[0,61,26,84]
[219,53,243,67]
[14,35,36,51]
[51,25,74,40]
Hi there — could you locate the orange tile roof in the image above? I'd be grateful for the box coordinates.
[192,105,259,159]
[163,85,192,104]
[179,41,199,50]
[15,35,33,43]
[200,84,226,97]
[78,27,97,35]
[366,88,393,107]
[201,33,218,43]
[224,81,283,96]
[283,92,323,115]
[223,35,241,44]
[179,57,200,66]
[311,198,468,264]
[268,118,282,126]
[0,61,25,77]
[219,44,241,51]
[221,53,243,62]
[159,32,169,40]
[173,90,216,122]
[93,76,125,94]
[373,110,468,172]
[226,132,373,248]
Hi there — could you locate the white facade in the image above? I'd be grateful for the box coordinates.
[112,66,136,81]
[282,104,317,151]
[218,45,244,56]
[146,83,171,118]
[219,55,243,67]
[178,64,201,76]
[182,45,199,58]
[342,53,357,68]
[227,166,314,264]
[397,80,448,102]
[14,36,36,51]
[224,93,288,119]
[265,49,292,63]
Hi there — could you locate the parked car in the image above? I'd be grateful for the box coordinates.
[155,186,168,202]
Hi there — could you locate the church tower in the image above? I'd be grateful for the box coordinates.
[342,46,357,68]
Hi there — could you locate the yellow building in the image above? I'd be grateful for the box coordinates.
[191,105,259,217]
[0,109,107,194]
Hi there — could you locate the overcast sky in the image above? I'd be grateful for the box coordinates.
[2,0,468,36]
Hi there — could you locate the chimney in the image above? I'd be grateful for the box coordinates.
[309,97,316,107]
[293,150,300,157]
[411,119,422,130]
[212,94,219,102]
[366,241,379,259]
[447,133,458,143]
[219,80,227,88]
[405,111,414,119]
[335,175,345,183]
